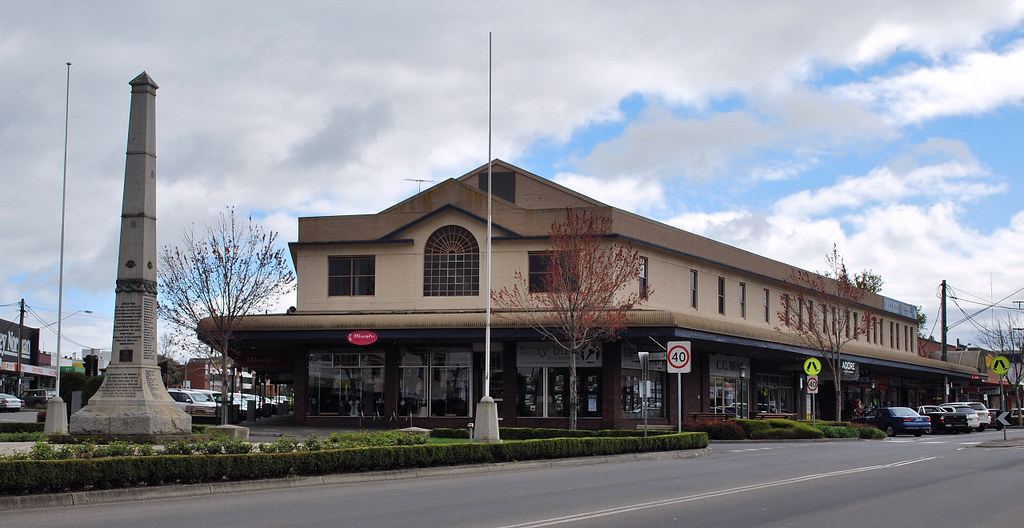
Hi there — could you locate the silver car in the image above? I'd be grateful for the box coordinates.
[0,393,24,412]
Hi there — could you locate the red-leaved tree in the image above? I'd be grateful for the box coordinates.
[492,209,648,429]
[777,245,873,421]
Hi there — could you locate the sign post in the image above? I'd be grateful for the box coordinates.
[667,341,692,434]
[806,375,819,427]
[991,355,1011,441]
[804,358,821,425]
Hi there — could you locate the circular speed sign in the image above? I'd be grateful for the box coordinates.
[806,375,819,394]
[667,341,692,373]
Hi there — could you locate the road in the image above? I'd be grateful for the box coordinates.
[4,427,1022,527]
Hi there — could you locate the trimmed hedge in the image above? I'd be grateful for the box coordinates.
[734,418,825,440]
[0,423,44,434]
[431,427,677,440]
[0,433,707,495]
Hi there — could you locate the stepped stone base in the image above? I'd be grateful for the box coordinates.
[69,399,192,443]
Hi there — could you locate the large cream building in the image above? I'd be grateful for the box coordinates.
[225,161,979,429]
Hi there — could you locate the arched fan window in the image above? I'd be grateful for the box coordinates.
[423,225,480,296]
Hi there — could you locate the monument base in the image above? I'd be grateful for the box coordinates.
[44,396,69,435]
[472,396,501,443]
[69,399,192,442]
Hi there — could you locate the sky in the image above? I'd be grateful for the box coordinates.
[2,1,1024,360]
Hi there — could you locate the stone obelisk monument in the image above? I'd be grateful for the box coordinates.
[69,72,191,441]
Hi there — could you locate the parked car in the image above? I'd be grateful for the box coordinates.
[852,406,931,437]
[166,388,217,416]
[940,404,979,432]
[947,401,991,431]
[0,393,24,412]
[916,405,970,434]
[19,388,55,408]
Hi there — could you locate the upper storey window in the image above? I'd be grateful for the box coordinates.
[423,225,480,296]
[328,256,375,296]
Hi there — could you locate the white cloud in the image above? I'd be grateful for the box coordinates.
[835,39,1024,124]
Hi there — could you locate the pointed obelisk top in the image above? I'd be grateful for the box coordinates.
[129,71,159,92]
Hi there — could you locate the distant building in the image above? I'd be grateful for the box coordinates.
[210,160,978,427]
[0,317,52,394]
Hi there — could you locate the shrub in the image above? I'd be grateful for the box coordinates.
[733,418,824,440]
[681,421,746,440]
[852,424,887,439]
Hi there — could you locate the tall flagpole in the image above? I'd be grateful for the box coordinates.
[474,32,500,443]
[46,61,72,434]
[484,32,493,399]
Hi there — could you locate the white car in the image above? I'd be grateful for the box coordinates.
[167,388,218,416]
[947,401,991,431]
[940,404,980,432]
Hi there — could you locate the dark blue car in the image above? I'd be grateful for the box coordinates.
[853,407,931,437]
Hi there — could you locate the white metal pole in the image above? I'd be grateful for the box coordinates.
[484,32,492,399]
[55,61,71,397]
[677,372,682,433]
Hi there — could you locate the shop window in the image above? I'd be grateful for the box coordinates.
[515,342,602,418]
[423,226,479,296]
[709,376,738,415]
[755,374,794,415]
[516,366,602,418]
[620,342,665,419]
[328,256,375,296]
[307,350,384,417]
[398,347,472,417]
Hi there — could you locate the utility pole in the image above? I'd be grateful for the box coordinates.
[941,280,948,402]
[16,299,25,395]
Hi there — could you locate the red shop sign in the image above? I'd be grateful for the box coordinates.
[347,330,378,346]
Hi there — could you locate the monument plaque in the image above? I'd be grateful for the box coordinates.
[69,72,191,441]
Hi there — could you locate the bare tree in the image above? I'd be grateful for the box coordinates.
[975,315,1024,425]
[492,209,648,429]
[777,245,872,421]
[157,207,295,425]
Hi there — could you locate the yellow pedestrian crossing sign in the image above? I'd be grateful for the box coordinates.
[991,355,1011,376]
[803,358,822,376]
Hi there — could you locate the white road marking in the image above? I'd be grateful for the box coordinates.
[495,457,937,528]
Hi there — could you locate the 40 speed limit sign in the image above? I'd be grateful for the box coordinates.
[806,375,819,394]
[666,341,692,373]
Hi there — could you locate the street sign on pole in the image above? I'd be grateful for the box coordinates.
[806,375,819,394]
[991,355,1011,376]
[667,341,692,373]
[803,357,822,376]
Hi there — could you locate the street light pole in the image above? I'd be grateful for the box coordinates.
[45,61,73,436]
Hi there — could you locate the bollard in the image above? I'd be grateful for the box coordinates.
[467,422,475,441]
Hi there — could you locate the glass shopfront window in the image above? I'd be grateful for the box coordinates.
[756,373,794,414]
[709,354,750,418]
[307,350,384,417]
[516,342,602,418]
[398,347,472,417]
[621,341,665,418]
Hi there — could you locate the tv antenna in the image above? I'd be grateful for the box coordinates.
[404,178,433,193]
